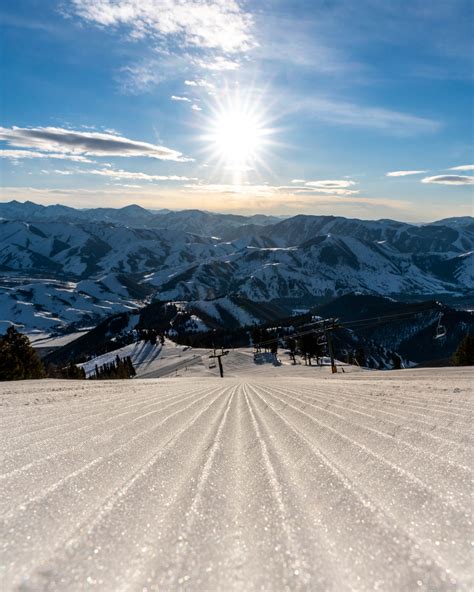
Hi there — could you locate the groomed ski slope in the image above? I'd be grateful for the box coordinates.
[1,367,472,591]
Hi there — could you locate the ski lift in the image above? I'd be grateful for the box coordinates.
[434,313,447,339]
[209,359,216,369]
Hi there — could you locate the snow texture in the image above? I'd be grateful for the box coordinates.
[0,367,472,591]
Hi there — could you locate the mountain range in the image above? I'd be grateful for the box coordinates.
[0,200,472,334]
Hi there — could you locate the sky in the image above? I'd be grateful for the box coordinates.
[0,0,473,221]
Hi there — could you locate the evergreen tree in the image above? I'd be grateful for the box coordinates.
[297,332,322,366]
[392,353,402,370]
[355,347,366,367]
[0,327,45,381]
[286,338,297,365]
[452,335,474,366]
[297,333,312,365]
[251,326,262,352]
[90,355,136,379]
[46,362,85,379]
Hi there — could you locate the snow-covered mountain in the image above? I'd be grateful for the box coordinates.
[0,273,151,333]
[0,200,279,231]
[0,201,472,333]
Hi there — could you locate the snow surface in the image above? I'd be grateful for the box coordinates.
[1,366,472,591]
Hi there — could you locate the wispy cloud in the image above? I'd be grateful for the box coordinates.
[281,179,358,196]
[297,97,440,135]
[386,170,427,176]
[184,79,215,89]
[49,168,196,182]
[191,104,202,112]
[0,149,94,163]
[197,57,240,71]
[184,182,360,198]
[304,179,356,189]
[184,183,276,196]
[449,164,474,171]
[119,63,164,94]
[278,186,359,197]
[0,126,190,161]
[421,175,474,185]
[171,95,191,102]
[69,0,255,53]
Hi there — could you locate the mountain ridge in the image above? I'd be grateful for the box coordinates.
[0,201,472,334]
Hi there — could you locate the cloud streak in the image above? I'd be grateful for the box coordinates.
[171,95,191,102]
[449,164,474,171]
[386,170,427,176]
[421,175,474,186]
[0,149,94,163]
[297,97,439,135]
[51,168,196,182]
[0,126,190,161]
[280,179,359,196]
[304,179,356,189]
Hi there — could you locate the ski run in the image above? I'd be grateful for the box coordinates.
[1,367,472,591]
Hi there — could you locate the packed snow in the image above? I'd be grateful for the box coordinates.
[1,366,472,591]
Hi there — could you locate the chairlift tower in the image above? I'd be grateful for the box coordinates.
[209,347,229,378]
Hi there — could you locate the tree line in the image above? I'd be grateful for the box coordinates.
[91,355,136,380]
[0,326,473,381]
[0,327,136,381]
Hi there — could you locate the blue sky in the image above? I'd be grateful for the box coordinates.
[0,0,472,220]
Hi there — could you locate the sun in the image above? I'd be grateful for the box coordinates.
[200,88,275,180]
[209,108,264,169]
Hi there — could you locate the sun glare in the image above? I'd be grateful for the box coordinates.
[201,89,275,181]
[210,109,264,168]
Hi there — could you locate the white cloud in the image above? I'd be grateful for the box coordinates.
[171,95,191,102]
[421,175,474,186]
[0,149,94,163]
[191,104,202,112]
[52,168,196,182]
[278,185,359,196]
[304,179,356,189]
[0,126,190,161]
[386,170,427,177]
[70,0,255,53]
[184,182,359,198]
[197,57,240,71]
[291,178,306,183]
[449,164,474,171]
[184,79,215,89]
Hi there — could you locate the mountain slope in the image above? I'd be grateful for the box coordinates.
[1,202,472,334]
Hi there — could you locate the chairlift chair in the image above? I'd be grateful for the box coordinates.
[434,313,447,339]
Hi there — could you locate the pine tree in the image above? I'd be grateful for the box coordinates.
[355,347,366,368]
[251,326,262,352]
[0,327,45,381]
[90,355,136,379]
[452,335,474,366]
[392,353,402,370]
[286,338,297,364]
